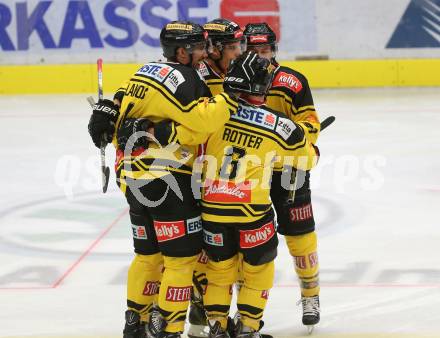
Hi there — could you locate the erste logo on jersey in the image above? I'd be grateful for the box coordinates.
[276,117,296,140]
[186,216,202,234]
[204,179,252,203]
[132,225,147,240]
[153,220,186,242]
[239,222,275,248]
[136,63,185,94]
[272,71,303,93]
[234,105,277,130]
[203,229,224,246]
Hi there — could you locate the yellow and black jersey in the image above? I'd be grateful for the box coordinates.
[114,61,238,181]
[197,60,225,96]
[171,101,318,223]
[113,79,129,104]
[266,65,320,145]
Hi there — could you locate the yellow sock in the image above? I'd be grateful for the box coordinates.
[127,253,163,322]
[204,255,238,330]
[158,255,198,332]
[285,232,320,297]
[237,260,274,331]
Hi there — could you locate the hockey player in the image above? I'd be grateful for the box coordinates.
[188,18,245,338]
[150,51,319,338]
[243,23,322,330]
[198,18,246,95]
[87,21,256,338]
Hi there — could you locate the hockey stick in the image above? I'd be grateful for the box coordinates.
[97,59,111,193]
[86,59,110,193]
[286,115,335,202]
[320,115,335,131]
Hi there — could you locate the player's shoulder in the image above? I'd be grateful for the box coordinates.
[134,61,205,102]
[271,65,310,94]
[134,60,199,83]
[198,60,223,81]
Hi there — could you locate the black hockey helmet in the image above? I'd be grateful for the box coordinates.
[203,18,246,52]
[160,21,208,58]
[224,51,275,96]
[243,23,277,52]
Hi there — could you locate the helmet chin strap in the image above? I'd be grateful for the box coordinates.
[240,94,266,106]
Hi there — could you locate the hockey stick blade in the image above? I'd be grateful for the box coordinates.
[96,58,110,194]
[102,160,110,193]
[321,115,335,131]
[261,334,273,338]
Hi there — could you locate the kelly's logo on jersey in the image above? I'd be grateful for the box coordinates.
[272,71,303,93]
[153,220,186,242]
[234,105,277,130]
[239,222,275,248]
[203,179,252,203]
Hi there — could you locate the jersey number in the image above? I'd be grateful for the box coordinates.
[219,146,246,180]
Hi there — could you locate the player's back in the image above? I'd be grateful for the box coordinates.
[120,61,210,122]
[116,61,210,180]
[201,101,316,224]
[266,65,320,143]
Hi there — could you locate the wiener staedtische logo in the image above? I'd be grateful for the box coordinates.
[387,0,440,48]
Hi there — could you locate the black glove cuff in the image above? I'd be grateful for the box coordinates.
[117,118,152,151]
[154,120,179,146]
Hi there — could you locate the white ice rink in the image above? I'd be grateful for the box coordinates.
[0,88,439,338]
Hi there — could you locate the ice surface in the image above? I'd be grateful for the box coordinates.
[0,88,439,337]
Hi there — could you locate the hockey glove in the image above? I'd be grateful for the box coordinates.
[88,99,120,148]
[117,118,154,151]
[223,51,270,96]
